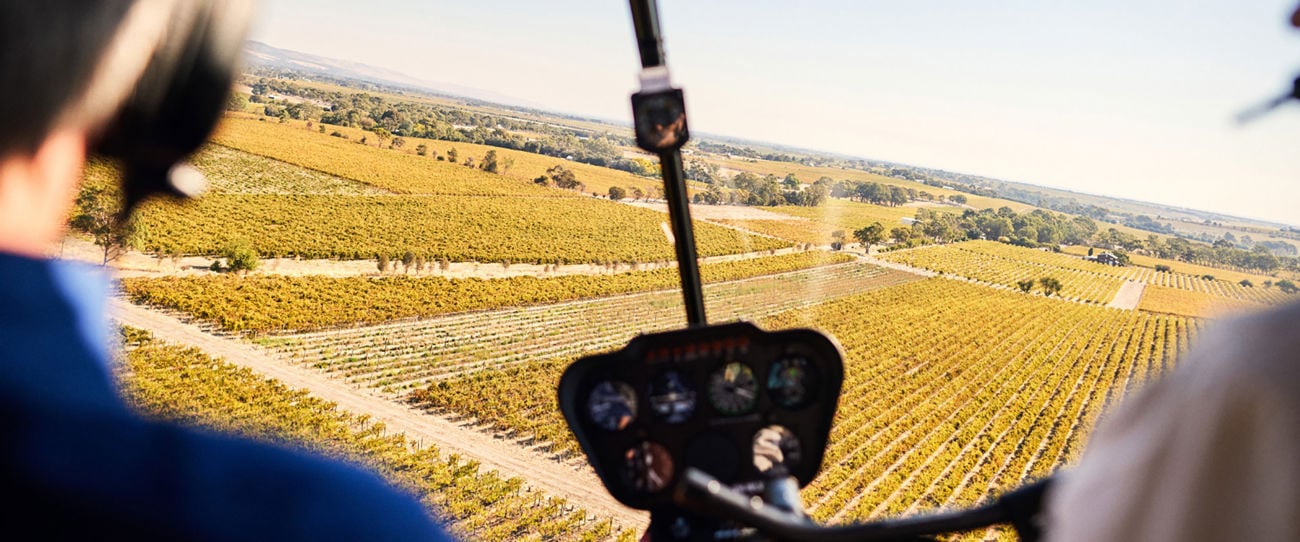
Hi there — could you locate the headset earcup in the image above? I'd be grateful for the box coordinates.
[93,0,252,214]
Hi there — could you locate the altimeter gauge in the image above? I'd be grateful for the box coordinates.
[708,362,758,416]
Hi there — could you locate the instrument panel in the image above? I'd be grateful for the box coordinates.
[558,322,844,511]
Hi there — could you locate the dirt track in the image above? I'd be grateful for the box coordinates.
[58,235,804,280]
[1107,280,1146,310]
[108,298,649,531]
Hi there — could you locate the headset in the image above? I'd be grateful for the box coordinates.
[92,0,254,216]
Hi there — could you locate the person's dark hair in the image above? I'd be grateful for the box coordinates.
[0,1,159,159]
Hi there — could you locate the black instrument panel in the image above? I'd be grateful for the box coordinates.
[558,322,844,510]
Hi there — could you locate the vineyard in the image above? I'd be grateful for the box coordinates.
[407,279,1197,536]
[713,218,841,245]
[130,191,785,264]
[120,251,856,334]
[190,144,392,195]
[97,119,788,263]
[212,115,573,196]
[882,241,1297,312]
[764,198,949,230]
[117,330,633,541]
[239,116,685,198]
[271,262,918,395]
[879,241,1126,303]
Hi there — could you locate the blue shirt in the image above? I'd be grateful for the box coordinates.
[0,252,452,541]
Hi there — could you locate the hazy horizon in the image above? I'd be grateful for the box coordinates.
[249,0,1300,227]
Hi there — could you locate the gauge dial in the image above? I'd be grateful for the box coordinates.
[708,362,758,416]
[768,355,818,409]
[587,380,637,431]
[648,370,696,423]
[623,441,674,493]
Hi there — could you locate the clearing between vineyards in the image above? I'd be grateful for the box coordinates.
[119,251,859,335]
[408,279,1201,534]
[109,299,649,532]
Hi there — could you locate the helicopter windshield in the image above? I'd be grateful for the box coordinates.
[78,1,1300,540]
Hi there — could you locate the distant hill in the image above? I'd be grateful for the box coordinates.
[241,41,541,109]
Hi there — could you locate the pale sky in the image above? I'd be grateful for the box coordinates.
[249,1,1300,227]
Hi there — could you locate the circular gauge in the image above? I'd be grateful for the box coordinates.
[623,441,674,493]
[587,380,637,431]
[752,425,802,473]
[768,355,819,409]
[649,370,696,424]
[708,362,758,416]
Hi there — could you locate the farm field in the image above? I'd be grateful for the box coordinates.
[268,261,920,396]
[713,218,841,245]
[121,251,856,335]
[83,122,788,263]
[1059,245,1280,286]
[879,242,1127,303]
[883,241,1298,312]
[130,192,786,264]
[410,279,1197,535]
[761,198,934,230]
[697,155,1037,213]
[217,114,682,198]
[118,330,632,541]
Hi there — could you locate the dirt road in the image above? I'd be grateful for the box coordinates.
[1107,280,1146,310]
[108,298,649,530]
[59,236,804,280]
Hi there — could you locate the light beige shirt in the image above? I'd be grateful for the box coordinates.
[1046,301,1300,541]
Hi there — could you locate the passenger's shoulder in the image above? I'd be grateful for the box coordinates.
[1180,300,1300,391]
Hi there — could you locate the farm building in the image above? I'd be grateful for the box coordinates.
[1086,251,1123,266]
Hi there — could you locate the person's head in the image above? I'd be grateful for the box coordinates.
[0,1,174,257]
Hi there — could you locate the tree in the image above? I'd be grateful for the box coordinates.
[221,240,259,275]
[1240,279,1254,288]
[631,187,644,201]
[389,137,405,150]
[377,253,389,274]
[1039,277,1063,296]
[949,194,968,205]
[416,143,429,156]
[226,92,248,112]
[373,128,392,147]
[463,156,475,168]
[1277,279,1298,294]
[71,186,142,265]
[446,147,459,164]
[1016,279,1035,293]
[480,150,500,173]
[546,164,579,189]
[401,251,416,274]
[853,222,886,253]
[608,186,627,201]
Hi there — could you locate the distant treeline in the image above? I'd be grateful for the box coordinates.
[903,207,1296,274]
[239,74,653,177]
